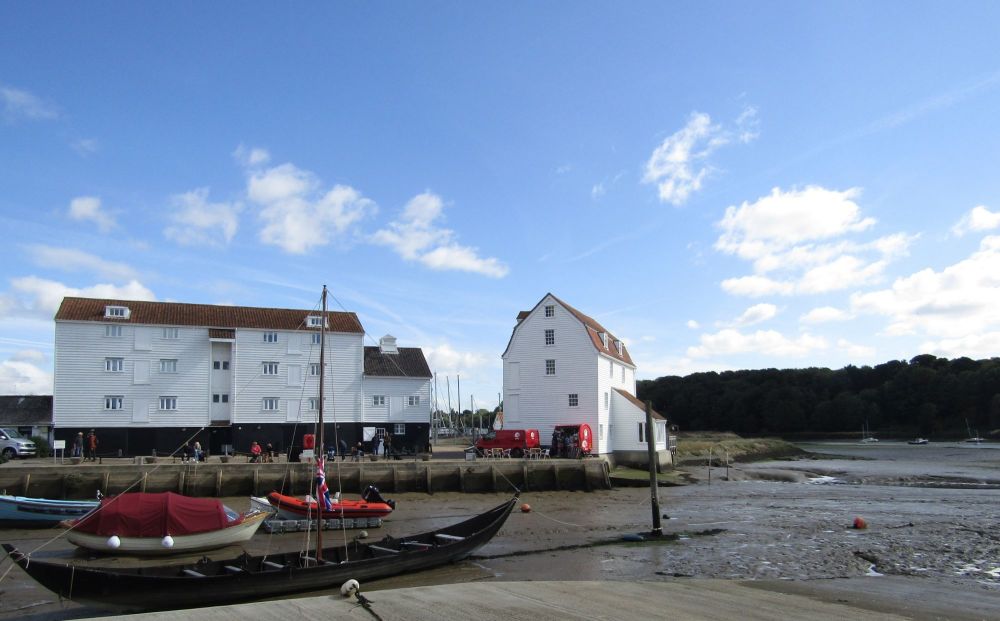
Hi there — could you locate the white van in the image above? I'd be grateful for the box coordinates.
[0,428,37,459]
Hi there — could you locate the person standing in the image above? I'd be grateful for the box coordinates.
[193,441,203,462]
[339,438,348,461]
[86,430,98,462]
[373,435,382,458]
[72,432,84,459]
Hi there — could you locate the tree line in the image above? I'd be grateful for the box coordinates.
[636,354,1000,437]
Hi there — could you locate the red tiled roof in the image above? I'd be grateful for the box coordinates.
[55,297,364,333]
[548,294,634,366]
[613,388,665,421]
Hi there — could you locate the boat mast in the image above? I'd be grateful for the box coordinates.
[316,285,327,561]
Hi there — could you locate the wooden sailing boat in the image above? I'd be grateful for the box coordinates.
[2,285,518,611]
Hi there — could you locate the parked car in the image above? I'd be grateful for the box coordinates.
[0,428,37,459]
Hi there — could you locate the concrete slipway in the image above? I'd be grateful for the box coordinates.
[107,577,992,621]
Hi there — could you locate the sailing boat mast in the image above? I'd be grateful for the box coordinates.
[316,285,328,560]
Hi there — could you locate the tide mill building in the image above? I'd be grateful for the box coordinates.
[53,297,431,457]
[502,293,671,468]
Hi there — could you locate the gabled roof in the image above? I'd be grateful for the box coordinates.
[363,347,432,378]
[0,396,52,425]
[55,298,364,333]
[613,388,665,421]
[507,293,634,366]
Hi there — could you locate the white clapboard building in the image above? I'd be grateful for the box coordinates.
[53,297,431,457]
[502,294,670,467]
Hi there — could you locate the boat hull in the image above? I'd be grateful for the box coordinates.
[0,495,99,527]
[65,511,268,555]
[265,491,393,519]
[3,496,516,612]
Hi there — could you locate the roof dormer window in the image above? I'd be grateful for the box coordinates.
[105,305,130,319]
[306,315,327,328]
[600,332,608,348]
[615,340,622,355]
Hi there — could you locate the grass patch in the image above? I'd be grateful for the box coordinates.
[675,433,806,465]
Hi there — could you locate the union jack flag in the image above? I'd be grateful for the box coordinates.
[315,457,332,511]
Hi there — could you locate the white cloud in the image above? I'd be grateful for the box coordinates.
[0,354,52,394]
[851,235,1000,339]
[716,187,914,297]
[720,275,795,297]
[952,205,1000,236]
[11,349,46,364]
[837,338,875,359]
[687,328,828,358]
[71,138,99,156]
[423,343,490,375]
[6,277,155,318]
[716,186,874,260]
[68,196,116,233]
[26,245,137,281]
[591,183,606,199]
[736,105,760,143]
[1,84,58,120]
[164,188,241,247]
[731,303,778,326]
[233,144,271,167]
[686,320,700,330]
[372,192,509,278]
[921,332,1000,359]
[247,163,376,254]
[800,306,850,324]
[643,112,726,206]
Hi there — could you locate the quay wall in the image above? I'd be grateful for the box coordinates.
[0,459,612,498]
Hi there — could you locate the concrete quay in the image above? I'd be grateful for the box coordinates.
[106,578,978,621]
[0,455,611,498]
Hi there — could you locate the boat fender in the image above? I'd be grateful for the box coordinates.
[107,535,121,549]
[161,535,174,548]
[622,533,645,542]
[340,579,360,597]
[853,517,868,530]
[520,503,532,513]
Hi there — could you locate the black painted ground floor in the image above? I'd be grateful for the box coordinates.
[53,423,431,459]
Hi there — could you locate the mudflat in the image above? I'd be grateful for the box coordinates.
[0,441,997,620]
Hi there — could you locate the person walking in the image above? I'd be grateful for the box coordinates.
[86,430,99,462]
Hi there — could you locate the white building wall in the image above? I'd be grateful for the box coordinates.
[610,391,666,451]
[233,329,363,424]
[363,377,431,424]
[54,321,211,429]
[503,295,599,449]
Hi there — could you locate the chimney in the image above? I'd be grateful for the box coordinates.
[379,335,398,354]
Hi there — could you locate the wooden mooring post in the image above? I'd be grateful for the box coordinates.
[645,400,662,536]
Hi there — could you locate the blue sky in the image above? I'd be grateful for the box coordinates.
[3,3,1000,409]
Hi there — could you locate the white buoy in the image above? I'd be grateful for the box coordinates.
[161,535,174,548]
[340,579,360,597]
[107,535,121,549]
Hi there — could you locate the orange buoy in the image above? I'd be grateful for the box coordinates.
[520,503,532,513]
[853,516,867,529]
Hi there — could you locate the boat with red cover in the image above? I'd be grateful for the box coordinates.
[264,485,394,520]
[63,491,267,555]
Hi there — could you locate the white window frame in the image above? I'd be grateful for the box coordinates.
[544,305,554,317]
[105,305,129,318]
[306,315,327,328]
[638,422,644,443]
[105,357,123,372]
[309,363,321,376]
[162,327,179,339]
[604,392,609,410]
[212,393,230,403]
[393,423,406,435]
[105,325,122,337]
[159,359,177,373]
[600,332,608,348]
[308,397,320,411]
[262,397,279,411]
[213,360,230,370]
[544,329,554,346]
[372,395,386,407]
[263,332,278,343]
[262,361,279,376]
[159,396,177,411]
[568,393,578,407]
[105,395,123,410]
[609,361,614,377]
[407,395,420,407]
[615,340,623,355]
[599,424,605,441]
[311,333,322,345]
[545,359,556,376]
[621,365,625,382]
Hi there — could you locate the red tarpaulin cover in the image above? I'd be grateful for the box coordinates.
[72,492,241,536]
